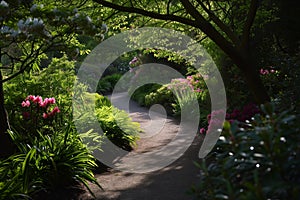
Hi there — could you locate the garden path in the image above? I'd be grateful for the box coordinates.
[82,92,203,200]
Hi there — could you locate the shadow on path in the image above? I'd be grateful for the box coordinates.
[83,92,203,200]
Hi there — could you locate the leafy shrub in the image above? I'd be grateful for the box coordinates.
[74,92,140,151]
[0,127,101,199]
[192,105,300,199]
[143,74,209,118]
[96,73,123,94]
[130,84,161,106]
[4,55,76,130]
[95,106,141,150]
[144,85,175,115]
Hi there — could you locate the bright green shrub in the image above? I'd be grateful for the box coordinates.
[145,85,175,115]
[143,74,210,118]
[95,106,141,151]
[74,92,140,151]
[192,105,300,199]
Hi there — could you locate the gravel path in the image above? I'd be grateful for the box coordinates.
[82,92,203,200]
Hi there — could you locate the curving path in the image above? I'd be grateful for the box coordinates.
[81,92,203,200]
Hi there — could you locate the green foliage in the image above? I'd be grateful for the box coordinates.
[96,73,123,94]
[145,85,175,115]
[74,92,140,151]
[130,84,161,106]
[4,55,76,131]
[0,127,101,199]
[192,105,300,199]
[95,105,141,151]
[0,0,102,84]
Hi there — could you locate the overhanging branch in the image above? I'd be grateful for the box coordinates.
[93,0,199,28]
[241,0,259,49]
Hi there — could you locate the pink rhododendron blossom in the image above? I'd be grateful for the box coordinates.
[26,95,35,101]
[260,69,269,75]
[259,67,277,75]
[21,95,60,121]
[129,57,138,65]
[33,96,43,104]
[43,113,48,119]
[48,106,60,117]
[21,100,30,107]
[48,97,56,104]
[199,128,206,134]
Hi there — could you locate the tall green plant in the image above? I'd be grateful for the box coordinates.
[0,127,102,199]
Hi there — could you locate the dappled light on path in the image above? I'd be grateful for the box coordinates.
[82,92,203,200]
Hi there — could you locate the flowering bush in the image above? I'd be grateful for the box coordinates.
[21,95,60,136]
[166,74,208,117]
[192,105,300,199]
[200,103,260,135]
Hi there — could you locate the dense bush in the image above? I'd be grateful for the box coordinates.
[74,92,140,151]
[1,55,141,198]
[0,127,101,200]
[95,106,141,150]
[144,85,175,115]
[130,84,162,106]
[142,73,210,120]
[192,105,300,199]
[96,73,123,94]
[4,55,76,131]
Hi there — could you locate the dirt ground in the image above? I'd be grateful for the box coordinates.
[80,93,203,200]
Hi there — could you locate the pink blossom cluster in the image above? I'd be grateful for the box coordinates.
[200,109,226,135]
[259,67,276,75]
[129,57,138,65]
[199,103,260,134]
[23,95,56,107]
[21,95,60,119]
[168,74,204,93]
[228,103,260,122]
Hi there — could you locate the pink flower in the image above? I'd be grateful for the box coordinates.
[228,119,235,124]
[260,69,269,75]
[26,95,35,101]
[48,97,56,104]
[199,128,206,134]
[195,88,201,93]
[49,106,60,117]
[43,113,48,119]
[33,96,43,104]
[129,57,138,65]
[21,100,30,107]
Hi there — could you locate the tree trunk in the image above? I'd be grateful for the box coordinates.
[222,49,270,104]
[241,62,270,104]
[0,71,15,158]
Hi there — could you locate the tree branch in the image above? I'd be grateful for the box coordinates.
[93,0,198,28]
[179,0,244,66]
[93,0,246,70]
[241,0,259,49]
[196,0,240,45]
